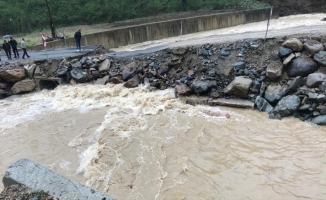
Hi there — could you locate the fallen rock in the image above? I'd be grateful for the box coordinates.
[94,75,110,85]
[320,81,326,91]
[24,64,36,78]
[233,61,245,69]
[266,60,283,79]
[122,70,134,81]
[172,47,187,55]
[124,74,141,88]
[56,67,68,77]
[255,96,273,113]
[282,38,303,52]
[314,51,326,67]
[110,76,124,84]
[158,65,169,75]
[284,76,303,95]
[306,72,326,88]
[278,47,292,58]
[287,57,318,77]
[283,53,296,66]
[71,68,88,83]
[308,92,326,103]
[191,80,217,94]
[11,79,36,94]
[273,95,301,118]
[224,76,252,98]
[99,59,111,72]
[175,84,191,97]
[303,40,324,55]
[312,115,326,125]
[264,83,287,104]
[0,68,25,83]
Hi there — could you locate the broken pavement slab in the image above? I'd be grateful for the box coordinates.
[208,98,255,109]
[2,159,116,200]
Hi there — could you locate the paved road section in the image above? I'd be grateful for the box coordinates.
[0,45,100,63]
[107,25,326,57]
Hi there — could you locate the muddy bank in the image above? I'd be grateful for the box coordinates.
[1,34,326,124]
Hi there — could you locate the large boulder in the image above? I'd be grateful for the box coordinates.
[303,40,324,55]
[99,59,111,72]
[306,72,326,88]
[0,68,25,83]
[255,96,273,113]
[11,79,36,94]
[70,68,88,83]
[175,84,191,97]
[224,76,252,98]
[264,84,287,104]
[191,80,217,94]
[278,47,292,58]
[287,57,318,77]
[273,95,301,118]
[312,115,326,125]
[314,51,326,67]
[124,74,141,88]
[282,38,303,52]
[24,64,36,78]
[266,60,283,79]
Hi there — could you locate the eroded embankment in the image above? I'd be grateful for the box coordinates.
[1,34,326,125]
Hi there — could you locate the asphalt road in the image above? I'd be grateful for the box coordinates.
[0,45,100,63]
[106,25,326,57]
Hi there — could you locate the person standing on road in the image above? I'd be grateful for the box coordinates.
[21,38,30,59]
[74,29,82,51]
[9,37,19,58]
[2,40,12,60]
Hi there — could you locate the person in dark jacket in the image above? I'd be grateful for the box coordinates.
[2,40,11,59]
[9,37,19,58]
[74,29,81,51]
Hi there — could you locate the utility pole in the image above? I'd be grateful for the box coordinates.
[45,0,56,38]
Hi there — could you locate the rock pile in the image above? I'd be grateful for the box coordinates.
[1,35,326,125]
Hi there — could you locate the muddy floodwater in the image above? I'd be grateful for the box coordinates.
[1,84,326,200]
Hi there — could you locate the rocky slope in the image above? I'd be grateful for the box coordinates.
[1,34,326,125]
[258,0,326,16]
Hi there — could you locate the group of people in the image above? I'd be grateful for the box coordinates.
[1,37,30,60]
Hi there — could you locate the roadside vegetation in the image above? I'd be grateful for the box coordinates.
[0,0,269,46]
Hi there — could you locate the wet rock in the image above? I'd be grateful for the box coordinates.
[224,76,252,98]
[208,70,215,77]
[71,61,82,68]
[312,115,326,125]
[220,48,231,56]
[303,40,324,55]
[298,104,311,111]
[255,96,273,113]
[11,79,36,94]
[99,55,107,61]
[191,80,217,94]
[251,79,262,93]
[209,90,220,99]
[99,59,111,72]
[298,86,316,95]
[94,75,110,85]
[282,38,303,52]
[264,84,287,104]
[71,68,88,83]
[158,65,169,75]
[284,76,303,95]
[24,64,36,78]
[283,53,296,66]
[91,70,102,79]
[319,81,326,92]
[110,76,124,84]
[278,47,292,58]
[124,75,140,88]
[56,67,68,77]
[287,57,318,77]
[0,89,10,99]
[122,70,134,81]
[308,93,326,103]
[266,60,283,79]
[172,47,187,55]
[313,51,326,67]
[175,84,191,97]
[233,61,245,69]
[306,72,326,88]
[0,68,25,83]
[273,95,301,118]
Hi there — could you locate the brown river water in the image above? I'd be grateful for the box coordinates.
[1,83,326,200]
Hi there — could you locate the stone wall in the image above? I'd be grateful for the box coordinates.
[30,8,279,50]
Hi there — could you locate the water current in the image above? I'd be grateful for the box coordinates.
[1,84,326,200]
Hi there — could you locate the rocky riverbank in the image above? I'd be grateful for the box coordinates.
[0,184,55,200]
[1,35,326,125]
